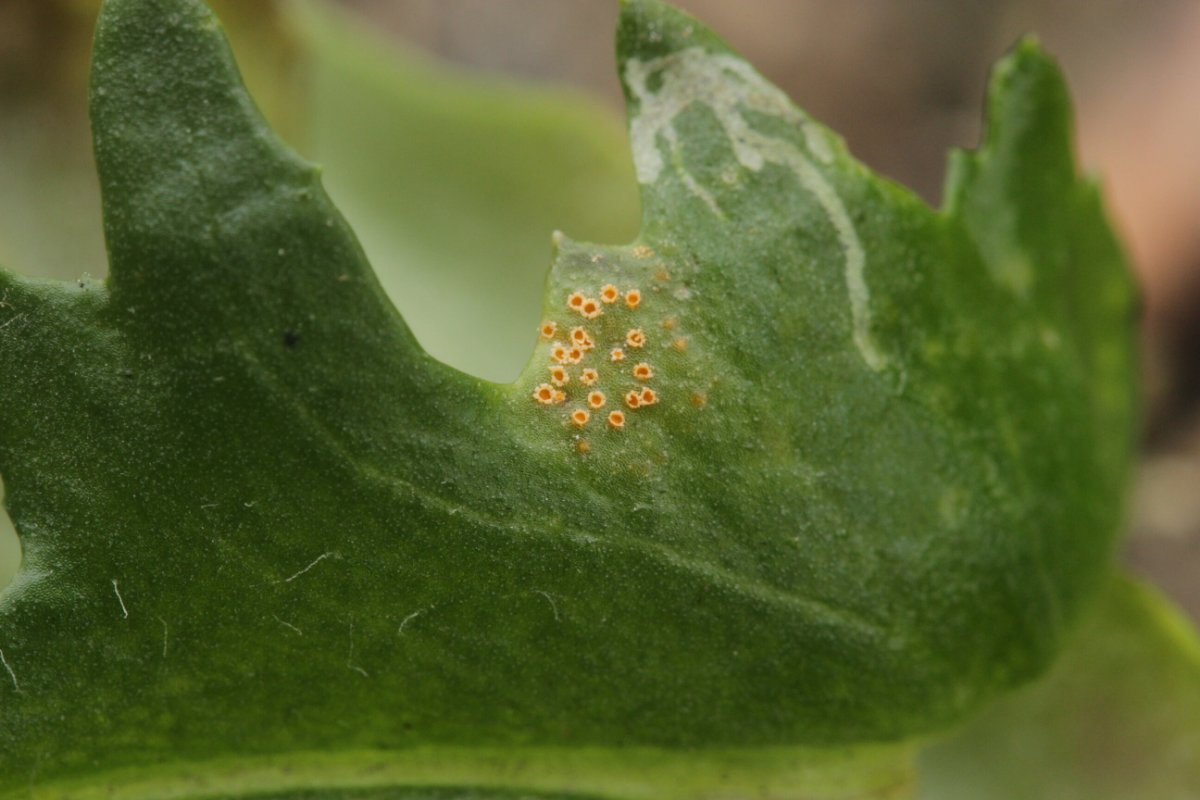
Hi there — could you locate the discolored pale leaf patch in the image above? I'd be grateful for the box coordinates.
[0,0,1135,797]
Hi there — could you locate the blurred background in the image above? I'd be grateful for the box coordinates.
[1,0,1198,621]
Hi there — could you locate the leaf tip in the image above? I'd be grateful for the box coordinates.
[942,33,1077,228]
[985,33,1073,141]
[1003,33,1053,71]
[616,0,731,68]
[992,36,1072,120]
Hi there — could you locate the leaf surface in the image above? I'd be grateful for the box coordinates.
[0,0,641,582]
[0,0,294,586]
[0,0,1135,797]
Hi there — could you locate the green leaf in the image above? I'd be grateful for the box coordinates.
[919,574,1200,798]
[0,0,640,583]
[0,0,295,589]
[0,0,1135,797]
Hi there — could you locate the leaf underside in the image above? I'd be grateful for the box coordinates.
[0,0,1136,797]
[0,0,642,587]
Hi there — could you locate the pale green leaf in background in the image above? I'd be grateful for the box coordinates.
[288,0,640,382]
[920,575,1200,799]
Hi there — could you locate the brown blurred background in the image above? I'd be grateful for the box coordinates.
[1,0,1198,619]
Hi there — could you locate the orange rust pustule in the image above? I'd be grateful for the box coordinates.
[537,269,690,446]
[570,327,594,351]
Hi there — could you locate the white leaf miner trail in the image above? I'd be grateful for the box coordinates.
[625,47,886,371]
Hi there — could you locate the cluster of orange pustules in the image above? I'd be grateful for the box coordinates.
[531,285,657,431]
